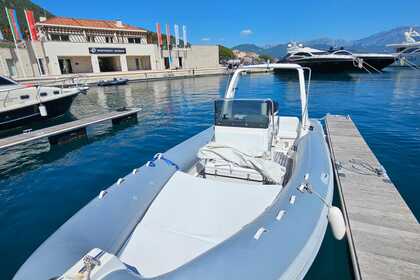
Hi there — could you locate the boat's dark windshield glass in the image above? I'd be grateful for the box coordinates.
[0,76,17,86]
[214,99,273,129]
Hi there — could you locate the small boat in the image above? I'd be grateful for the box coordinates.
[13,64,345,280]
[0,75,88,130]
[97,78,129,86]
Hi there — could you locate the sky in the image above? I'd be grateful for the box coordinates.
[34,0,420,47]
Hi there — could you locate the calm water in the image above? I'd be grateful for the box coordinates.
[0,68,419,279]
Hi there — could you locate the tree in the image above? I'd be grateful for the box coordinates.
[219,45,235,62]
[258,54,274,62]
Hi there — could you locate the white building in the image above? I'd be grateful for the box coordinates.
[0,16,219,78]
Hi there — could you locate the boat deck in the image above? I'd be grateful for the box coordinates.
[0,108,140,149]
[325,115,420,280]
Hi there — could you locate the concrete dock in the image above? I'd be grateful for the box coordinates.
[15,67,272,87]
[325,115,420,280]
[0,108,140,149]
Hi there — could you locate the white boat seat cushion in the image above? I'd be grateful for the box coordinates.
[277,117,299,140]
[119,171,281,277]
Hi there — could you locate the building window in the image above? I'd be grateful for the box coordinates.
[87,35,95,42]
[51,34,70,41]
[37,58,46,75]
[6,59,17,76]
[128,37,142,44]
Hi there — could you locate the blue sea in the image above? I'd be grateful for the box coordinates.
[0,68,419,279]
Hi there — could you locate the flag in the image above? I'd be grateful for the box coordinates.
[24,9,38,41]
[5,8,23,42]
[174,24,179,48]
[165,24,171,50]
[182,25,187,48]
[156,23,163,47]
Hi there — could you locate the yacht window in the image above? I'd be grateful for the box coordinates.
[214,99,273,129]
[293,52,312,57]
[334,50,352,55]
[0,76,17,86]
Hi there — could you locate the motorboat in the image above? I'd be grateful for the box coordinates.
[277,42,396,73]
[387,27,420,68]
[277,42,358,73]
[97,78,129,87]
[0,75,88,130]
[13,64,345,280]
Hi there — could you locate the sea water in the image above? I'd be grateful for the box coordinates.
[0,68,418,279]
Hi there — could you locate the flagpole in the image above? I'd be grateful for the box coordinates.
[5,8,27,77]
[25,9,42,76]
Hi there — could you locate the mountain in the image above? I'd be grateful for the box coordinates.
[0,0,54,41]
[232,26,420,58]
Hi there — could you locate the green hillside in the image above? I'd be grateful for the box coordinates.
[0,0,53,41]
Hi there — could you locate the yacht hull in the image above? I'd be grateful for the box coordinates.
[13,120,334,280]
[0,93,78,130]
[276,58,357,73]
[356,56,396,71]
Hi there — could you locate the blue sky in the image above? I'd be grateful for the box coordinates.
[34,0,419,47]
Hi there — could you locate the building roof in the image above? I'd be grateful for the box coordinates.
[37,17,147,32]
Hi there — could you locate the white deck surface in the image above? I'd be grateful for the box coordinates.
[119,171,281,277]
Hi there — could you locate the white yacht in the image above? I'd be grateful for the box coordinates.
[0,75,88,130]
[279,42,396,73]
[13,64,345,280]
[387,27,420,68]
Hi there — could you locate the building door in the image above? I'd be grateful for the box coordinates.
[178,57,183,68]
[59,58,73,74]
[98,56,121,72]
[164,57,170,69]
[135,58,140,70]
[37,58,46,75]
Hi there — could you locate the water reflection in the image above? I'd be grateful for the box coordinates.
[0,69,419,280]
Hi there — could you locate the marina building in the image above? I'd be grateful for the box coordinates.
[0,16,219,78]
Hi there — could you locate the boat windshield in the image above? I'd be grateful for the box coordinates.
[0,76,18,86]
[214,99,274,129]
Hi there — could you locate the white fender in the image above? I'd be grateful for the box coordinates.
[328,206,346,240]
[39,104,48,117]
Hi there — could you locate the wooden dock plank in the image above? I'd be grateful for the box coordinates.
[325,115,420,280]
[0,108,141,149]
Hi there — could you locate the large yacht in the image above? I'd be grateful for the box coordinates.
[277,42,396,73]
[387,27,420,68]
[0,75,88,130]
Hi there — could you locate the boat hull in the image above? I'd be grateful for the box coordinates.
[276,58,357,73]
[0,93,78,130]
[356,56,396,71]
[13,121,333,280]
[97,79,128,86]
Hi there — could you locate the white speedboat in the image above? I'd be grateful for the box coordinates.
[13,64,345,280]
[0,75,88,130]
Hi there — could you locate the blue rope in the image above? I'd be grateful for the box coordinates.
[148,153,179,170]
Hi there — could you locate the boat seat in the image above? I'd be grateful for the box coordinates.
[277,117,299,140]
[119,171,281,277]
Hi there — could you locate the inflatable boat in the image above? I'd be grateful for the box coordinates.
[97,78,128,87]
[13,64,345,280]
